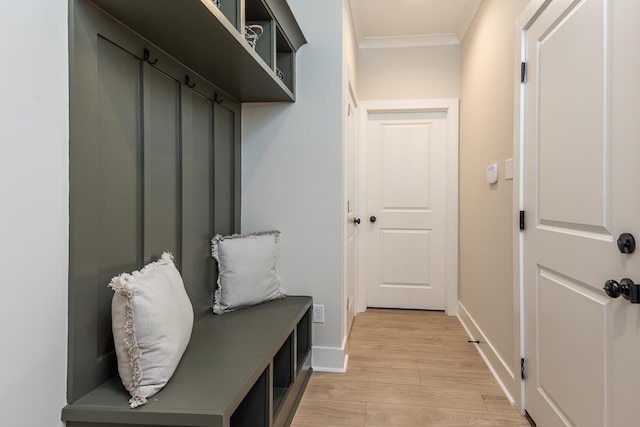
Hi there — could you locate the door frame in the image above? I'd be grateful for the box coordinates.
[342,62,359,341]
[513,0,556,415]
[356,99,459,316]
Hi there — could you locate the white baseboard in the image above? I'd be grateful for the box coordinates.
[457,301,516,405]
[311,336,349,373]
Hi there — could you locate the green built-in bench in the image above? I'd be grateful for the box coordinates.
[62,296,313,427]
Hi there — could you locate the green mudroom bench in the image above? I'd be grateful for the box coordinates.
[62,296,313,427]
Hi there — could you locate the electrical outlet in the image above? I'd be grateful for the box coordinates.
[313,304,324,323]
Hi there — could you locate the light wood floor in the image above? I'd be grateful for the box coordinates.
[291,309,530,426]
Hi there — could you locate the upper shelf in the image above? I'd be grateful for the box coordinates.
[89,0,306,102]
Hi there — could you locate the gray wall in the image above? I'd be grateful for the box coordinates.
[459,0,528,400]
[242,0,347,370]
[0,1,68,426]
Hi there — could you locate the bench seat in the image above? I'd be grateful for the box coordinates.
[62,296,313,427]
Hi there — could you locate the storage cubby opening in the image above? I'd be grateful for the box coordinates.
[273,333,294,417]
[244,0,272,21]
[296,308,311,373]
[215,0,240,30]
[276,27,293,90]
[230,368,269,427]
[244,0,274,68]
[245,20,274,68]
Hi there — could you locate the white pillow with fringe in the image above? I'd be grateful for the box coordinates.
[109,252,193,408]
[211,231,285,314]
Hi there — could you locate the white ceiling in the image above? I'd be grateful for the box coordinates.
[349,0,482,48]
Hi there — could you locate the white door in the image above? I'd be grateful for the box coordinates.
[523,1,640,426]
[346,92,358,334]
[366,112,446,310]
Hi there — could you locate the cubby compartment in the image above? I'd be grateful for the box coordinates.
[215,0,240,29]
[273,333,294,417]
[276,27,294,90]
[246,20,274,68]
[296,307,311,373]
[231,368,269,427]
[245,0,275,68]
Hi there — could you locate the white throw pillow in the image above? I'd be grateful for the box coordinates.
[109,252,194,408]
[211,231,285,314]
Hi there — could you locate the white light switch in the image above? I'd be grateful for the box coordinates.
[486,164,498,184]
[505,158,513,180]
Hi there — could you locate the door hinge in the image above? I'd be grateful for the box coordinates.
[519,210,525,231]
[521,62,527,83]
[521,357,527,380]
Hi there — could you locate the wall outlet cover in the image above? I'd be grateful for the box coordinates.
[313,304,325,323]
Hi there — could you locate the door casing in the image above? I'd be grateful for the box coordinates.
[356,99,459,316]
[343,63,359,338]
[514,1,553,415]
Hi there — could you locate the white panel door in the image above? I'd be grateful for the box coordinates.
[524,1,640,426]
[366,112,446,310]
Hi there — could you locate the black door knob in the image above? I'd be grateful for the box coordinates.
[370,216,377,223]
[604,279,623,298]
[353,218,361,225]
[604,278,640,303]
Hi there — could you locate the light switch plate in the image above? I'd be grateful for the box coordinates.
[505,158,513,180]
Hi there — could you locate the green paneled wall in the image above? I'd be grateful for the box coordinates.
[68,0,240,404]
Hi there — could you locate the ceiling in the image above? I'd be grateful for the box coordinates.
[348,0,482,48]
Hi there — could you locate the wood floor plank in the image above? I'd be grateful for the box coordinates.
[409,335,474,346]
[292,309,530,426]
[417,355,489,372]
[347,354,420,370]
[481,392,521,413]
[364,402,531,426]
[292,399,366,426]
[301,380,487,411]
[348,342,447,357]
[312,366,421,386]
[419,368,500,392]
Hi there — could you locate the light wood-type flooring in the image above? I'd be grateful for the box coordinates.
[291,309,531,426]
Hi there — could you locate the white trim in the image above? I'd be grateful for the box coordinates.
[342,62,359,336]
[341,62,348,342]
[355,98,367,315]
[311,336,349,373]
[457,302,516,405]
[513,0,557,416]
[512,13,526,416]
[356,98,459,315]
[359,34,460,49]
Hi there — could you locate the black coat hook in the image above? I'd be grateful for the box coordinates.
[143,48,158,65]
[214,93,223,104]
[184,74,196,89]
